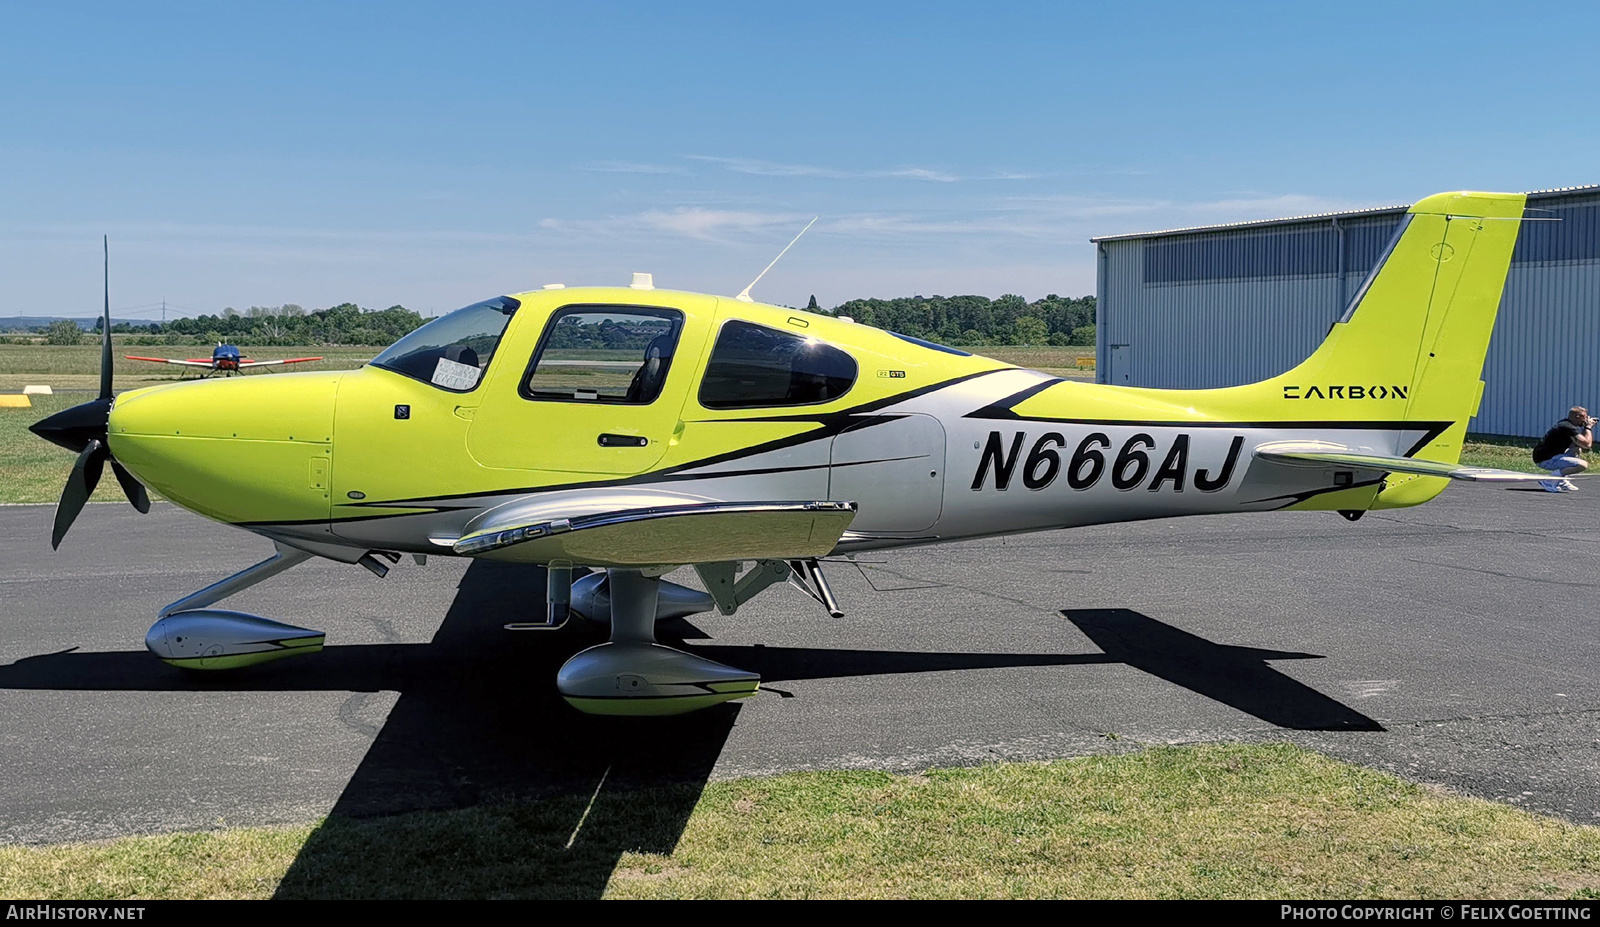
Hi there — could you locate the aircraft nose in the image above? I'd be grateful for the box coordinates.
[110,374,342,524]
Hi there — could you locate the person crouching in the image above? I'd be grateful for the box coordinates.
[1533,406,1594,493]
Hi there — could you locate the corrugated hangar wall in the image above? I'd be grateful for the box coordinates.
[1093,186,1600,437]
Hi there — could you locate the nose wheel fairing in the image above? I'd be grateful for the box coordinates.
[146,610,325,670]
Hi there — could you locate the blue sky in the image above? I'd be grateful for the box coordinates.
[3,1,1598,319]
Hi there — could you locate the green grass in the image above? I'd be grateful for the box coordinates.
[981,345,1097,379]
[1460,434,1545,473]
[4,744,1600,899]
[0,343,377,391]
[0,393,132,504]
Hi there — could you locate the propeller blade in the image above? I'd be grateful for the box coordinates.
[52,440,107,550]
[109,460,150,514]
[100,236,113,401]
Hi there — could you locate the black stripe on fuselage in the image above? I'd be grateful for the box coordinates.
[962,376,1064,420]
[964,379,1454,461]
[324,368,1007,511]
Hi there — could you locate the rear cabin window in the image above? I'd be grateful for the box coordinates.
[698,320,857,409]
[522,307,684,404]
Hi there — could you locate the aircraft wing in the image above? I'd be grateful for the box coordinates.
[449,494,857,566]
[124,355,216,368]
[1254,445,1560,483]
[237,357,324,367]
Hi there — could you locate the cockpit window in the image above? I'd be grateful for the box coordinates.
[370,296,519,392]
[522,307,684,404]
[698,320,857,408]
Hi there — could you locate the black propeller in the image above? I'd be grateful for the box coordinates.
[28,237,151,549]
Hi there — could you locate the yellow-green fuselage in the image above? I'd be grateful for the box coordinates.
[103,191,1529,563]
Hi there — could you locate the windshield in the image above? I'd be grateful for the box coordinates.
[370,296,520,392]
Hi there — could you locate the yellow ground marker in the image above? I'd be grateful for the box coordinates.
[0,395,31,408]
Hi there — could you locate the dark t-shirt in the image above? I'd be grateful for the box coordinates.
[1533,420,1584,462]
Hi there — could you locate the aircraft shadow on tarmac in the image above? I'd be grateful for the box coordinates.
[0,561,1380,899]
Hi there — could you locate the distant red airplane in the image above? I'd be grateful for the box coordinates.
[125,344,323,376]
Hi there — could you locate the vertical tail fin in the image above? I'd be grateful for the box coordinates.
[1200,192,1526,431]
[1259,190,1526,505]
[1249,190,1524,437]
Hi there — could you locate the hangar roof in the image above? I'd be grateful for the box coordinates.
[1089,184,1600,244]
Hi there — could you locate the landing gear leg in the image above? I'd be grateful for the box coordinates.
[555,568,760,716]
[504,560,573,631]
[146,541,325,670]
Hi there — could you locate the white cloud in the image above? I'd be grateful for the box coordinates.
[583,160,689,175]
[542,207,812,243]
[687,155,959,183]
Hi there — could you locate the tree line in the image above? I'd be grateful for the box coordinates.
[40,303,428,347]
[815,293,1096,347]
[31,293,1096,349]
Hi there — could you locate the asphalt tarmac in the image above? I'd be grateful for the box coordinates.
[2,487,1598,872]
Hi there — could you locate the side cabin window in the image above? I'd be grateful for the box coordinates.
[698,320,857,409]
[522,306,684,404]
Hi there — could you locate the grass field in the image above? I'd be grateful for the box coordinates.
[0,342,378,391]
[982,345,1097,379]
[3,744,1599,899]
[0,392,133,504]
[1459,434,1544,473]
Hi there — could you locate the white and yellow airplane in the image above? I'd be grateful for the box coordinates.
[31,191,1548,715]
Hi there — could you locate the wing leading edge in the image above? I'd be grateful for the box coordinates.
[124,355,216,368]
[237,357,324,367]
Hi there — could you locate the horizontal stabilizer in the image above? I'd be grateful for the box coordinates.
[1255,445,1569,483]
[453,499,858,566]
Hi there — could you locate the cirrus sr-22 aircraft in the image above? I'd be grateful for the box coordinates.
[30,190,1550,715]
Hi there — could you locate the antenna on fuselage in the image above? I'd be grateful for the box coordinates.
[735,216,818,303]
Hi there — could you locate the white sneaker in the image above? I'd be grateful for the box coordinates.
[1542,480,1563,492]
[1563,480,1580,492]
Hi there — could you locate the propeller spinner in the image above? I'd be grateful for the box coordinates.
[28,237,151,548]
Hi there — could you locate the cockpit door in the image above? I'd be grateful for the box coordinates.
[466,294,715,475]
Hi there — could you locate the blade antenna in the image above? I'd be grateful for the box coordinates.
[99,236,112,400]
[736,216,818,303]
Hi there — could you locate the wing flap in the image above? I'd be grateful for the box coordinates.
[453,500,858,566]
[1254,445,1558,483]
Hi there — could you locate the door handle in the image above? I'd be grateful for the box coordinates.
[597,434,648,447]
